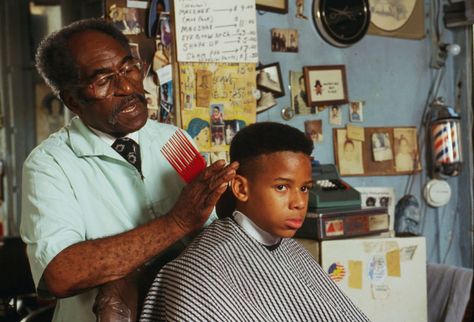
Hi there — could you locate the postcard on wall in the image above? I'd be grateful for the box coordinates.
[355,186,395,231]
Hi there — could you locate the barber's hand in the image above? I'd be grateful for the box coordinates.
[168,160,239,234]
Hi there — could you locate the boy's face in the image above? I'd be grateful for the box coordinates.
[233,151,313,238]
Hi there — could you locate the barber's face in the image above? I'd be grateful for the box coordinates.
[64,30,148,137]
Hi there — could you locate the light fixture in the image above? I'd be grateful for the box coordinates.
[432,43,461,69]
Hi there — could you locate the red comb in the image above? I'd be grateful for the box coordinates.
[161,129,207,183]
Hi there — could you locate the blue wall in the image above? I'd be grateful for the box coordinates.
[256,1,472,267]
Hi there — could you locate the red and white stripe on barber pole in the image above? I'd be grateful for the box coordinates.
[432,121,461,164]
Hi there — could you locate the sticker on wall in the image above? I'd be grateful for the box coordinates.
[386,248,401,277]
[325,219,344,237]
[348,260,363,289]
[371,283,390,300]
[327,262,346,282]
[368,254,387,284]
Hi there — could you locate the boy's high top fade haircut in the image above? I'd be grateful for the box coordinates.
[217,122,313,218]
[229,121,314,176]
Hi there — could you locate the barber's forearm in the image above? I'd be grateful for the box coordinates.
[43,214,187,298]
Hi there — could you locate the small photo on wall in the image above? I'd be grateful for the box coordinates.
[224,120,238,145]
[129,43,141,59]
[108,5,144,35]
[211,125,225,146]
[271,28,298,52]
[329,105,342,125]
[183,93,194,109]
[159,81,173,124]
[393,128,421,172]
[304,120,323,144]
[335,129,364,176]
[349,101,364,122]
[210,104,224,125]
[371,132,393,162]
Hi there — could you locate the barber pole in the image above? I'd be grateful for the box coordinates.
[429,98,462,177]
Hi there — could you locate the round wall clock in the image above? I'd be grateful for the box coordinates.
[313,0,371,48]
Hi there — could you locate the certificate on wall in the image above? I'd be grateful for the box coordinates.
[174,0,258,63]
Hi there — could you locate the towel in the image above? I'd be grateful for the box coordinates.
[427,263,473,322]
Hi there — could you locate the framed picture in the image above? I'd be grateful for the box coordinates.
[304,119,323,144]
[256,63,284,98]
[368,0,425,40]
[303,65,348,107]
[256,0,288,14]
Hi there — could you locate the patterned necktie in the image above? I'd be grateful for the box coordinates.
[112,137,142,174]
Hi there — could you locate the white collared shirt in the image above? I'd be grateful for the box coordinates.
[232,210,281,246]
[89,126,139,146]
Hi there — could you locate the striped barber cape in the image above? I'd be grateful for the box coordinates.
[140,217,370,322]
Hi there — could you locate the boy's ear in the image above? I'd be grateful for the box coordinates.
[231,174,249,202]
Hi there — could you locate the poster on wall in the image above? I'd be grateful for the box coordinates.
[179,62,256,163]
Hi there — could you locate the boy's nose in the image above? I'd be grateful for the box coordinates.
[290,191,307,210]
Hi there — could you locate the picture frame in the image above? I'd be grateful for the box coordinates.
[333,126,422,177]
[303,65,348,107]
[368,0,425,40]
[256,0,288,14]
[256,62,285,98]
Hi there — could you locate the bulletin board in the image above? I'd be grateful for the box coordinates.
[333,126,422,176]
[178,62,256,160]
[173,0,258,161]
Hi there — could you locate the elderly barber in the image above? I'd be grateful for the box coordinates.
[20,18,238,321]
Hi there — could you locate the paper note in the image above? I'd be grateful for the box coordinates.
[127,0,148,9]
[400,245,417,261]
[368,254,387,284]
[157,64,172,84]
[174,0,258,62]
[386,249,401,277]
[371,284,390,300]
[195,70,213,107]
[347,124,365,141]
[348,260,363,289]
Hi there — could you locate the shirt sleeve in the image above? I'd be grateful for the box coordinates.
[20,149,86,289]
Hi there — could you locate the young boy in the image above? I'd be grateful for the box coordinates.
[140,122,369,321]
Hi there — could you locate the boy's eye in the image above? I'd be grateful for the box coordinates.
[275,185,287,191]
[301,185,312,193]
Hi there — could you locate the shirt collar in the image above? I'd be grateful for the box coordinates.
[88,126,139,146]
[232,210,281,246]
